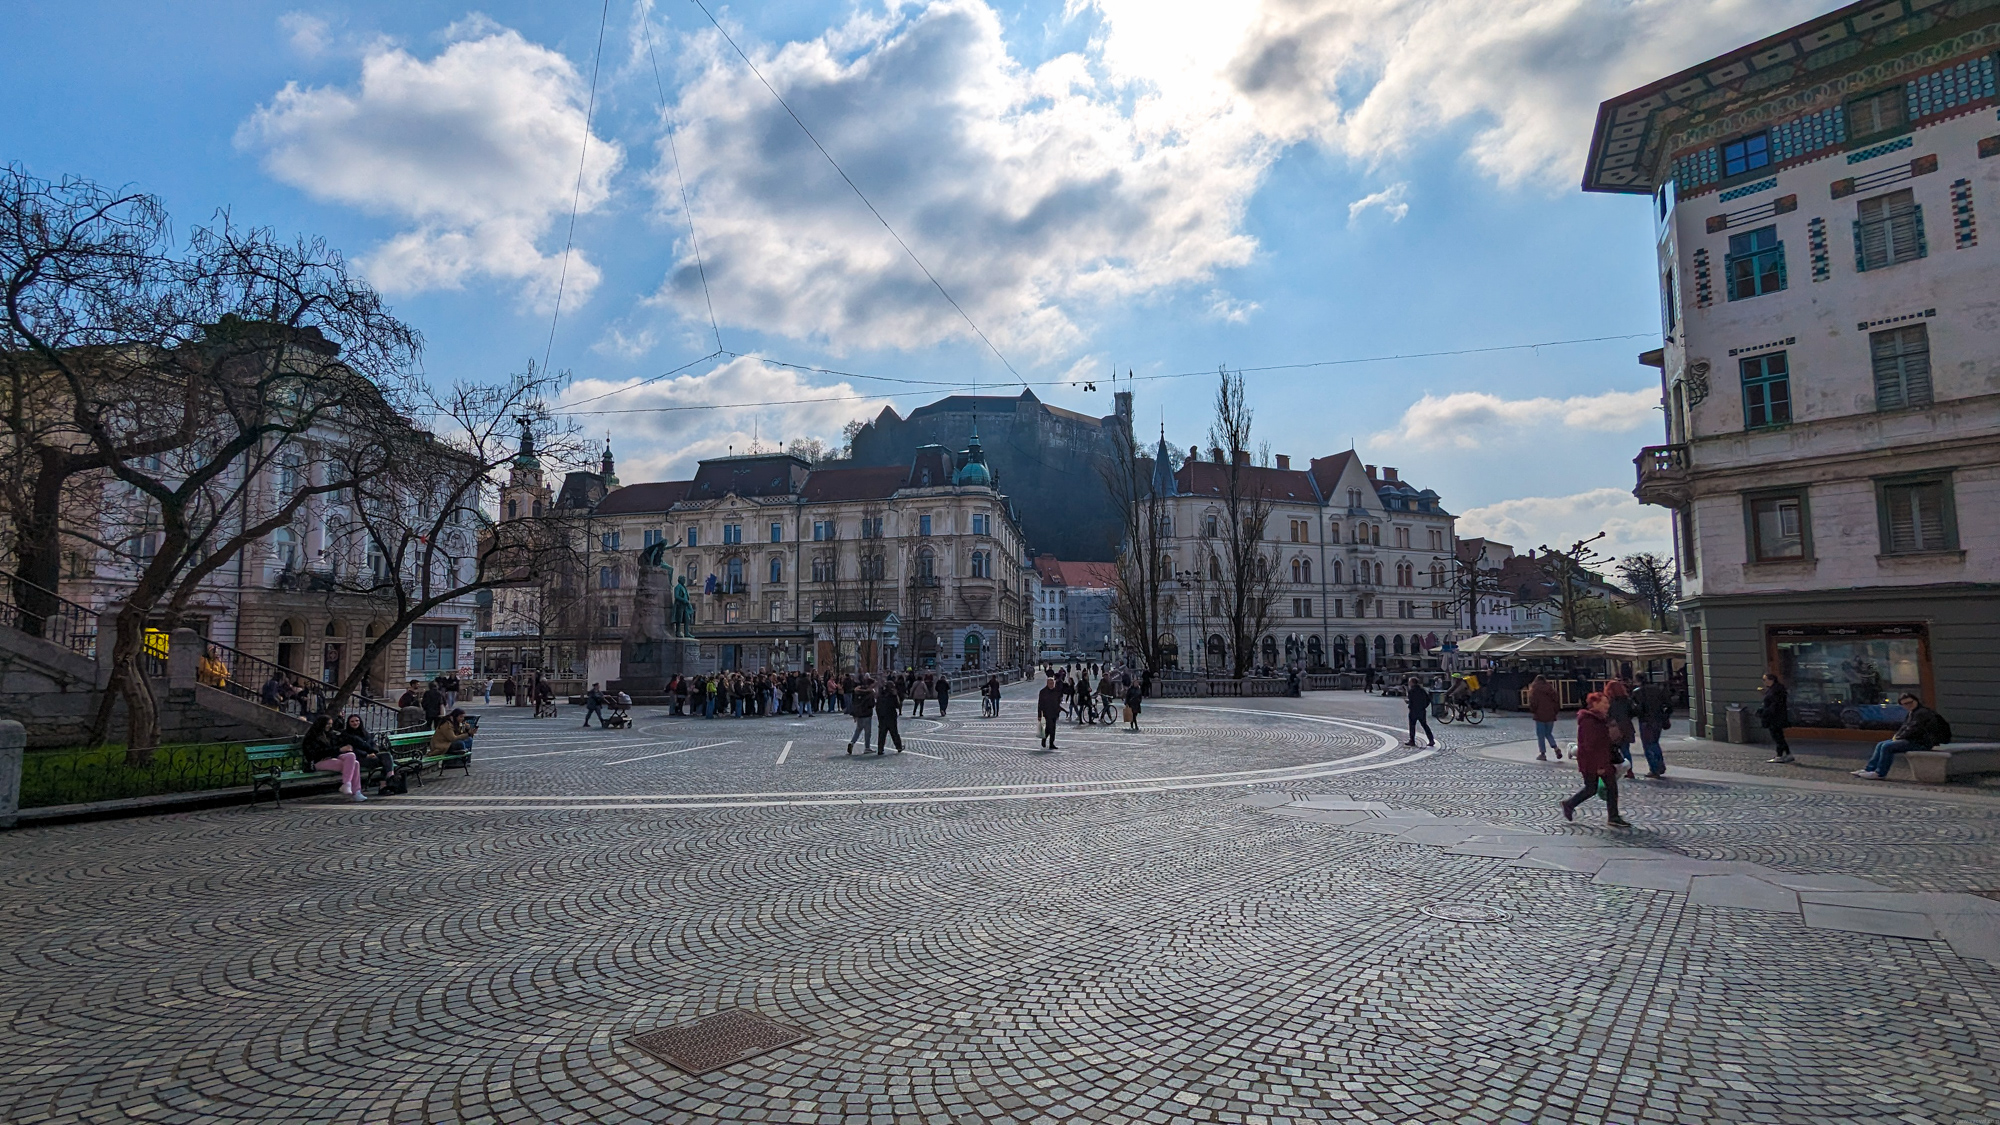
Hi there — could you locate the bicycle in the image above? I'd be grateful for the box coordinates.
[1431,699,1484,726]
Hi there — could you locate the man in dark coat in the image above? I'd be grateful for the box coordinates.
[1760,673,1795,765]
[845,678,876,754]
[1036,675,1064,750]
[1857,693,1948,780]
[421,680,445,727]
[1561,692,1629,826]
[1404,676,1436,748]
[874,679,904,755]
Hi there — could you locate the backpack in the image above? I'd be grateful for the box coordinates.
[1932,714,1953,746]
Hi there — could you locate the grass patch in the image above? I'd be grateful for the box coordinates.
[21,741,265,808]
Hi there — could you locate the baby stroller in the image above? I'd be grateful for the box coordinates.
[602,691,634,729]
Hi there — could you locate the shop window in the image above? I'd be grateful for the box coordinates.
[1740,352,1791,429]
[409,623,456,671]
[1745,491,1809,561]
[1771,624,1925,730]
[1876,475,1956,555]
[1870,325,1933,410]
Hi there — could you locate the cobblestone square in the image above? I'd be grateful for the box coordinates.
[4,689,1997,1124]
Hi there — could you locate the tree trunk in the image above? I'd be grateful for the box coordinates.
[87,605,162,760]
[10,454,71,638]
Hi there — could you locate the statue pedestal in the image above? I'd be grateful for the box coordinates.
[612,638,700,699]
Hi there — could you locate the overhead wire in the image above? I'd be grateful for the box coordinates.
[640,2,723,353]
[540,0,615,379]
[687,0,1028,388]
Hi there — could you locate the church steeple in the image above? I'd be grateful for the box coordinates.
[1151,424,1178,497]
[599,433,619,490]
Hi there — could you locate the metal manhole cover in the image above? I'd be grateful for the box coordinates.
[1421,902,1512,924]
[628,1008,810,1075]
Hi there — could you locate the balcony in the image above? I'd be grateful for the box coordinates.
[1633,444,1691,507]
[907,574,943,588]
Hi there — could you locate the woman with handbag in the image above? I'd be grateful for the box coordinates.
[1604,679,1637,780]
[1561,692,1629,827]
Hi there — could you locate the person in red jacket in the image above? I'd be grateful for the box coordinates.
[1561,691,1630,827]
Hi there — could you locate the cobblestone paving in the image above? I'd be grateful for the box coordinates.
[2,689,1997,1124]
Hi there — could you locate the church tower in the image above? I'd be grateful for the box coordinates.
[500,417,554,522]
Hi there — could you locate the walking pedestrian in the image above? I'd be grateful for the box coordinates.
[1036,675,1064,750]
[935,675,950,718]
[483,677,494,704]
[910,674,929,717]
[1561,691,1629,827]
[582,683,606,727]
[1606,679,1637,780]
[875,679,904,754]
[845,677,876,754]
[1403,676,1437,748]
[1529,674,1562,760]
[1760,673,1795,765]
[982,675,1001,718]
[1123,680,1143,732]
[1633,677,1672,778]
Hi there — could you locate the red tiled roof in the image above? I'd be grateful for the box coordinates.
[1032,557,1117,589]
[1307,452,1359,498]
[593,480,689,514]
[1174,461,1319,502]
[801,465,908,503]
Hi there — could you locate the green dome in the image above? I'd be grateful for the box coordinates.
[953,459,992,486]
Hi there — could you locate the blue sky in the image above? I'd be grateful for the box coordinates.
[2,0,1831,560]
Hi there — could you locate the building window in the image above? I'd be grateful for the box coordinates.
[972,514,989,535]
[1876,476,1955,555]
[1855,189,1924,271]
[687,527,699,547]
[1773,623,1927,730]
[1845,86,1905,142]
[722,523,742,545]
[1721,131,1770,178]
[1740,352,1791,429]
[507,499,518,519]
[724,602,740,624]
[408,623,456,672]
[1662,267,1677,331]
[643,529,665,546]
[1332,599,1343,618]
[598,566,621,589]
[860,517,882,538]
[600,530,620,550]
[1746,492,1809,562]
[919,514,932,536]
[770,522,782,543]
[769,557,783,583]
[1291,597,1313,617]
[1870,325,1933,411]
[725,557,745,592]
[970,551,990,578]
[1725,225,1786,300]
[770,602,783,622]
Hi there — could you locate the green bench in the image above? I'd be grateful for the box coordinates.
[246,741,338,808]
[388,727,473,783]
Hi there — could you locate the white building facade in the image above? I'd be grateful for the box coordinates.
[1585,0,2000,739]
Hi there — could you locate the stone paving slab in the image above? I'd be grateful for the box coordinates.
[1800,901,1940,940]
[2,694,1996,1125]
[1689,875,1803,914]
[1444,840,1538,860]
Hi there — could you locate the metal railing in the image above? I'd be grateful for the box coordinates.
[200,636,401,730]
[1,569,99,659]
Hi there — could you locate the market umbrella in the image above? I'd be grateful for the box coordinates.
[1494,635,1606,657]
[1592,631,1687,659]
[1453,633,1519,654]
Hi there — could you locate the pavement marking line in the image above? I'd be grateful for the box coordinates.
[483,741,652,761]
[377,723,1406,803]
[352,750,1433,812]
[603,741,739,766]
[776,741,792,765]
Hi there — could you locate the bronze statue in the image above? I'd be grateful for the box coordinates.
[671,575,695,638]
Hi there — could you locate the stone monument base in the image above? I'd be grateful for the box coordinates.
[611,638,700,700]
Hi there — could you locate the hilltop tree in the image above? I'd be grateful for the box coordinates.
[1207,368,1282,677]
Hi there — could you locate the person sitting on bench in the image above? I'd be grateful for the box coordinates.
[431,708,476,763]
[1855,694,1950,780]
[301,713,366,802]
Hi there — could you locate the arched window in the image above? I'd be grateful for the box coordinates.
[963,632,983,668]
[1374,561,1384,584]
[532,499,542,517]
[1394,634,1406,656]
[1332,560,1342,584]
[726,557,744,591]
[917,548,935,579]
[1260,635,1278,667]
[1209,556,1222,581]
[1371,525,1381,546]
[1352,634,1369,668]
[769,557,783,583]
[1307,635,1323,666]
[507,499,518,519]
[1291,559,1301,583]
[1374,635,1387,660]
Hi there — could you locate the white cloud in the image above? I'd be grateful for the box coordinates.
[279,12,333,58]
[1082,0,1830,189]
[1456,488,1671,558]
[1371,387,1658,449]
[239,23,624,308]
[651,0,1267,358]
[1204,289,1260,323]
[555,356,887,482]
[1346,182,1408,225]
[592,327,658,361]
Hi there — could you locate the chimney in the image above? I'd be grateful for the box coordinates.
[1383,467,1398,482]
[1364,464,1376,478]
[1210,446,1225,463]
[1232,450,1250,467]
[1274,454,1291,470]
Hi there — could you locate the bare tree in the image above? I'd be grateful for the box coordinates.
[785,436,827,465]
[1615,552,1680,631]
[325,373,588,715]
[1101,415,1172,675]
[1437,539,1500,635]
[1207,368,1281,677]
[1531,533,1611,638]
[2,169,424,754]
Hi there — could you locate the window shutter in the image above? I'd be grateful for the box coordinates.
[1774,243,1788,290]
[1911,204,1927,260]
[1887,486,1918,552]
[1854,220,1870,271]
